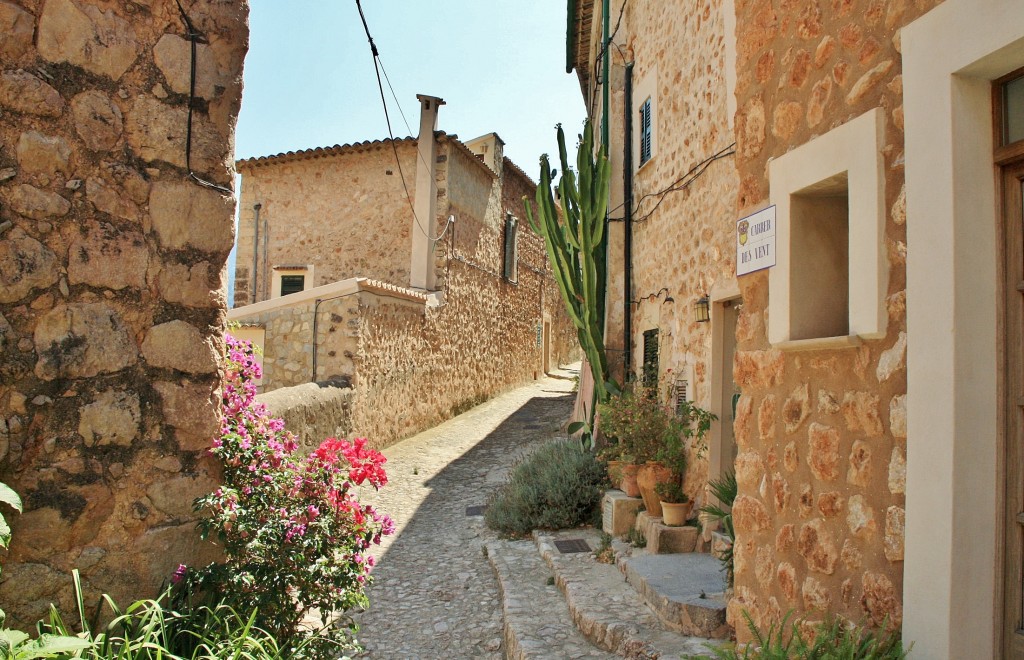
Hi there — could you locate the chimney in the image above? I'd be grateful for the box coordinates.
[410,94,445,291]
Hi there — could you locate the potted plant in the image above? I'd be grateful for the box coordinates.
[598,387,663,500]
[655,481,692,526]
[597,440,625,489]
[617,452,641,497]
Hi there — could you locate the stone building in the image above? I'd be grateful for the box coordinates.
[568,0,1024,657]
[228,96,578,447]
[0,0,246,625]
[566,0,741,535]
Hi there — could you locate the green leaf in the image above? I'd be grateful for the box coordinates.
[0,484,22,514]
[567,421,589,435]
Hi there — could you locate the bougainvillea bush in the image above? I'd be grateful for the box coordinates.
[186,335,394,658]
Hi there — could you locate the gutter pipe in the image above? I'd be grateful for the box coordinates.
[623,63,634,377]
[251,203,261,303]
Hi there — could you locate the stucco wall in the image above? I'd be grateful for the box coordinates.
[234,141,416,304]
[0,0,246,625]
[728,0,943,637]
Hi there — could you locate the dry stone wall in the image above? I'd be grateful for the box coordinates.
[0,0,246,626]
[729,0,940,637]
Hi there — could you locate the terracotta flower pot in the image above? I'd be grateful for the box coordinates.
[637,461,675,518]
[620,463,641,498]
[607,460,623,489]
[661,500,693,527]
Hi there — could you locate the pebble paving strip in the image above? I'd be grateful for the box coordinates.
[352,373,577,658]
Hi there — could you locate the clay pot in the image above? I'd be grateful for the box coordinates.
[607,460,623,489]
[661,500,693,527]
[637,462,676,517]
[620,463,641,498]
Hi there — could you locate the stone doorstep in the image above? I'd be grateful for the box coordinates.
[532,529,725,659]
[618,553,732,640]
[635,511,700,554]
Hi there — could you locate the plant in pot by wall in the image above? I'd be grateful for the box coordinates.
[598,385,665,504]
[655,481,692,526]
[596,440,625,489]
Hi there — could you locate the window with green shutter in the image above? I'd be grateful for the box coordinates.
[639,98,653,165]
[280,275,305,297]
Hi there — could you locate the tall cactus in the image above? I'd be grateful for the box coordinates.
[524,121,612,409]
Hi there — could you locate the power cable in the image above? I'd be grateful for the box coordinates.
[354,0,449,243]
[175,0,233,195]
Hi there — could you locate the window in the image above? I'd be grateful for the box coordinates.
[503,213,518,282]
[1001,73,1024,145]
[279,275,305,297]
[639,98,653,165]
[642,329,659,387]
[767,108,886,348]
[271,265,314,298]
[789,174,850,340]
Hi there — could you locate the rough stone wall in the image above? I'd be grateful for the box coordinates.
[728,0,941,637]
[617,0,739,500]
[0,0,246,625]
[353,141,579,448]
[257,382,354,453]
[234,142,416,305]
[230,294,359,391]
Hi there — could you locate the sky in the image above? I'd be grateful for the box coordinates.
[234,0,587,172]
[228,1,587,304]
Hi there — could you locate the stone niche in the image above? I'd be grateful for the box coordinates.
[0,0,248,627]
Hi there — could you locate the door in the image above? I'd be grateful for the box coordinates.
[542,320,551,374]
[720,301,740,468]
[1002,159,1024,659]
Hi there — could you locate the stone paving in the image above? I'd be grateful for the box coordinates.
[352,367,580,658]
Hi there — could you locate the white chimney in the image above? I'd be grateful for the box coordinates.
[410,94,445,291]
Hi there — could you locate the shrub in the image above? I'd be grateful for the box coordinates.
[187,334,395,658]
[695,611,910,660]
[485,440,608,536]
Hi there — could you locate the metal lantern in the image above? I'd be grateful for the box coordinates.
[694,296,710,323]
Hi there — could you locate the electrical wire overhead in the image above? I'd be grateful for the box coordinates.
[353,0,449,243]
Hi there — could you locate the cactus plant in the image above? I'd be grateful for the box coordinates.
[524,121,613,413]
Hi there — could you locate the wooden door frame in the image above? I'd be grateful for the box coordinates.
[995,66,1024,658]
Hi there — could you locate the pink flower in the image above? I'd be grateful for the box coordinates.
[172,564,187,584]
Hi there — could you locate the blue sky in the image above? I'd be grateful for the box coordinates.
[228,1,586,304]
[234,0,586,172]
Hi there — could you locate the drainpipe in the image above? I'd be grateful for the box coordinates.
[251,203,261,304]
[410,94,445,291]
[601,0,611,150]
[623,63,634,377]
[262,206,270,300]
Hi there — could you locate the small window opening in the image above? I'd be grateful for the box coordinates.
[280,274,305,297]
[639,98,653,165]
[674,378,689,417]
[642,329,659,387]
[789,173,849,340]
[503,213,518,282]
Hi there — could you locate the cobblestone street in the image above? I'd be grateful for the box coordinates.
[353,368,578,658]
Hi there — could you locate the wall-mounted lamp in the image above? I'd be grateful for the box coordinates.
[694,296,710,323]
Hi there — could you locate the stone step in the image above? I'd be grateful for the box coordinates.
[484,539,616,660]
[533,529,724,659]
[634,511,700,554]
[618,552,731,639]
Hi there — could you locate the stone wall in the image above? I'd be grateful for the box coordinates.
[728,0,942,637]
[0,0,247,625]
[616,0,739,500]
[354,140,578,448]
[257,382,354,453]
[234,141,416,305]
